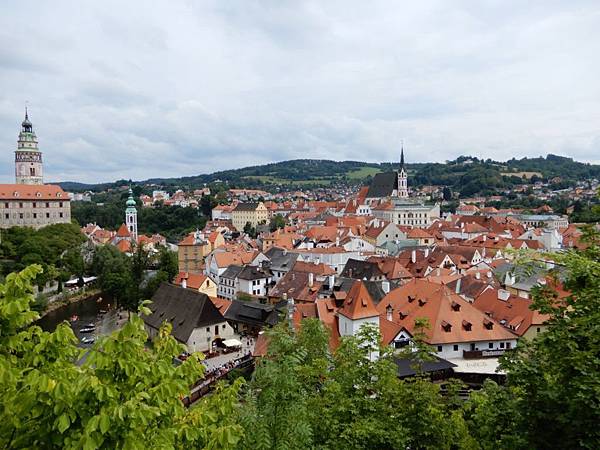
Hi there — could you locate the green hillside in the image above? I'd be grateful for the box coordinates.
[61,154,600,196]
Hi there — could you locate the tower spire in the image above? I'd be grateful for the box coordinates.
[400,141,405,168]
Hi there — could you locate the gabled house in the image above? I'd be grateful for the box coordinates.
[145,283,235,353]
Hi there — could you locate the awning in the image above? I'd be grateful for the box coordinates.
[448,358,505,375]
[222,338,243,348]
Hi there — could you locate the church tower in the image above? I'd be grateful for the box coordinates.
[125,187,138,241]
[397,144,408,198]
[15,109,44,185]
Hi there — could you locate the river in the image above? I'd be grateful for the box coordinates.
[37,294,125,347]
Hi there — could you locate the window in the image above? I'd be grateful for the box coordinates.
[33,202,36,208]
[206,327,210,333]
[488,343,494,349]
[4,214,8,219]
[59,202,63,207]
[437,345,442,352]
[4,203,8,208]
[19,213,23,219]
[59,213,63,218]
[453,344,459,351]
[500,342,505,348]
[33,213,37,219]
[46,213,50,218]
[19,202,23,208]
[537,327,541,333]
[507,342,512,349]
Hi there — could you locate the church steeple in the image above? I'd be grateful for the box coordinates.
[396,143,408,198]
[400,143,405,169]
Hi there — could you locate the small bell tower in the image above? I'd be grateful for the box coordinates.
[125,187,138,241]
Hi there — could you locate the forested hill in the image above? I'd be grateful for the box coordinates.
[59,154,600,195]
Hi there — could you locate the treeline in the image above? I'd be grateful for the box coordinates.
[0,223,86,289]
[62,154,600,198]
[72,191,207,242]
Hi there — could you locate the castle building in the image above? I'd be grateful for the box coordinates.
[0,111,71,229]
[367,146,440,229]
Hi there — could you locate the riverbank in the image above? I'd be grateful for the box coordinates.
[39,288,103,318]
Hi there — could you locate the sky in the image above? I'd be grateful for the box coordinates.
[1,0,599,184]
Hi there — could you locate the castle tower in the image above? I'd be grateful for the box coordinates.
[125,187,138,241]
[15,109,43,185]
[397,144,408,198]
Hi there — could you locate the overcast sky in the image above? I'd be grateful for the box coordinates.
[1,1,599,183]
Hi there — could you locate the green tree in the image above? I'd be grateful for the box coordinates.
[466,227,600,449]
[0,265,243,449]
[269,214,286,232]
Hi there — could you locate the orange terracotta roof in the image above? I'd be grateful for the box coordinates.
[0,184,68,200]
[209,296,232,315]
[293,260,336,276]
[116,239,132,253]
[377,279,517,345]
[338,280,379,320]
[116,223,131,238]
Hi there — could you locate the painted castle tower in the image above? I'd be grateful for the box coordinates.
[15,109,43,185]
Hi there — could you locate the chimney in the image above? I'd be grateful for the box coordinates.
[483,235,487,242]
[498,289,510,301]
[336,237,340,247]
[424,248,429,258]
[455,278,461,294]
[181,278,187,289]
[308,272,314,288]
[328,274,335,290]
[475,272,481,280]
[487,271,492,278]
[382,280,390,294]
[411,250,416,264]
[386,304,393,321]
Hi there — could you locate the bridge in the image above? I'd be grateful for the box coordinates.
[182,354,254,407]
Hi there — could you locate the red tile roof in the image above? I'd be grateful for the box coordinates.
[338,280,379,320]
[0,184,68,200]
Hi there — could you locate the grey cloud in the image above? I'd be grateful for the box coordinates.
[0,0,599,183]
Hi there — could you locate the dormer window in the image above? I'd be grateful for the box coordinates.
[13,191,19,197]
[418,299,427,307]
[462,320,472,331]
[441,321,452,332]
[484,318,494,330]
[407,295,415,303]
[36,192,41,197]
[451,301,461,312]
[398,311,407,320]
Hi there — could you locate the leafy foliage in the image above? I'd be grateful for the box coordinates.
[0,265,243,449]
[0,223,86,289]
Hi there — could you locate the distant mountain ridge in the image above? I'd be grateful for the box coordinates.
[58,154,600,195]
